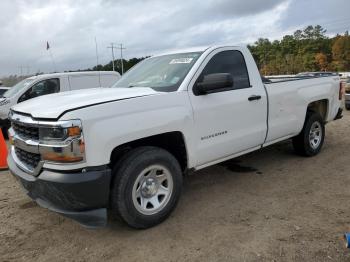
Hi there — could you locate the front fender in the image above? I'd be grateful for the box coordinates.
[61,92,195,168]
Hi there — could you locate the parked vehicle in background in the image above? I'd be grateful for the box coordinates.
[339,72,350,80]
[263,75,295,82]
[344,78,350,110]
[296,72,338,77]
[267,73,340,83]
[0,87,10,96]
[7,45,343,229]
[0,71,120,134]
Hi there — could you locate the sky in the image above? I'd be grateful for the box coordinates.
[0,0,349,77]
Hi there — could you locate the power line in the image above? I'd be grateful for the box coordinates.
[107,43,126,74]
[107,43,117,71]
[116,43,126,75]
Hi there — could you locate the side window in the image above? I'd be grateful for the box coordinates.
[197,50,250,91]
[18,78,60,103]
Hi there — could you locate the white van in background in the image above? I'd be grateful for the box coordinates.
[0,87,10,96]
[0,71,120,133]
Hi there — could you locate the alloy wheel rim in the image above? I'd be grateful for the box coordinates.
[132,164,173,215]
[309,121,322,149]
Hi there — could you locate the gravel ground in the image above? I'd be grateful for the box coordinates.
[1,109,350,262]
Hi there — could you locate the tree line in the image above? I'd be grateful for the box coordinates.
[89,25,350,76]
[1,25,349,86]
[248,25,350,76]
[90,57,148,74]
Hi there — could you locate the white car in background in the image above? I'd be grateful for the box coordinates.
[0,71,120,134]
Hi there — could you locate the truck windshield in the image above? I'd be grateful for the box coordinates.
[3,78,35,98]
[112,52,202,92]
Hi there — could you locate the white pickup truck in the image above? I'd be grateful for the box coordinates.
[7,45,343,228]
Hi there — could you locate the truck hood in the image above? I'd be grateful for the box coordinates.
[12,87,158,119]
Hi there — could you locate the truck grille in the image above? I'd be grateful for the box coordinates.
[12,122,39,140]
[15,147,41,170]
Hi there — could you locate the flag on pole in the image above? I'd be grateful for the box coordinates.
[46,41,50,50]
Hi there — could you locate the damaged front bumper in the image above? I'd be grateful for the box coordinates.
[7,153,111,228]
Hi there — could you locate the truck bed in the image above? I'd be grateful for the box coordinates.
[263,76,341,145]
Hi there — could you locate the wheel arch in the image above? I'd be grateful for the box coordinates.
[306,99,329,122]
[109,131,189,173]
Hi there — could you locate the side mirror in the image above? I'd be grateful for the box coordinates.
[195,73,233,95]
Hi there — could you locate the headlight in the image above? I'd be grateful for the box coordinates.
[39,126,81,141]
[39,127,68,141]
[38,120,85,163]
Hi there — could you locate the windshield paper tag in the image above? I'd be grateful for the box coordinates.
[169,58,193,64]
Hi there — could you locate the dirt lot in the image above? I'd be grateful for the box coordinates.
[1,110,350,262]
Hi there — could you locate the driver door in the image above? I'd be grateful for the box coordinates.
[188,47,267,166]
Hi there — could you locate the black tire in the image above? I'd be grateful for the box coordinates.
[292,112,325,157]
[345,104,350,110]
[110,146,183,229]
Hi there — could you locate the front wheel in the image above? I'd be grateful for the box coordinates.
[292,112,325,157]
[110,146,183,229]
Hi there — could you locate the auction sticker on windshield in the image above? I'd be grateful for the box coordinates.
[169,58,193,64]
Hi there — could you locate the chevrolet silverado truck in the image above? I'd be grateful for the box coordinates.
[7,45,343,229]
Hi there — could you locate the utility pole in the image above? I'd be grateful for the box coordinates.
[94,37,99,68]
[107,43,117,71]
[116,43,126,75]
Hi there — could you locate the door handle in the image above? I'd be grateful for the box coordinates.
[248,95,261,101]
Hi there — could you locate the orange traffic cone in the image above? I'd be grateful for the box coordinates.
[0,129,8,170]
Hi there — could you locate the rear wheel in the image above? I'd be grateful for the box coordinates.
[345,103,350,110]
[292,112,325,157]
[110,146,183,229]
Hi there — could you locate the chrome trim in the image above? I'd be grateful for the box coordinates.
[13,135,39,154]
[39,136,85,163]
[38,119,82,128]
[11,146,44,176]
[9,111,85,176]
[9,111,38,127]
[9,111,82,129]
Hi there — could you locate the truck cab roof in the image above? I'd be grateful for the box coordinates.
[152,45,242,57]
